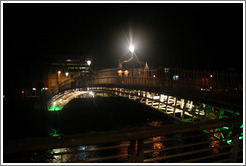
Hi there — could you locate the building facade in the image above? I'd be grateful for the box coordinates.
[44,58,91,93]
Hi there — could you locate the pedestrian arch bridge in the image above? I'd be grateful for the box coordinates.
[5,67,242,163]
[48,67,243,123]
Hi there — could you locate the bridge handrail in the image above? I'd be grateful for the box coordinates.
[48,67,243,109]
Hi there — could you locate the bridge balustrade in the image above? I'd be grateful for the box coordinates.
[51,67,242,110]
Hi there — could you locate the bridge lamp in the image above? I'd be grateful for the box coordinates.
[118,70,123,77]
[124,70,129,77]
[129,44,135,53]
[87,60,91,66]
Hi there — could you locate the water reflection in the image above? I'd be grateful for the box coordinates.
[148,121,165,158]
[152,136,164,158]
[47,145,99,163]
[205,129,221,154]
[117,141,130,161]
[49,128,61,137]
[49,148,73,163]
[74,145,98,162]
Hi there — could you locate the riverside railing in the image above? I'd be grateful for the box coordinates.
[4,117,243,163]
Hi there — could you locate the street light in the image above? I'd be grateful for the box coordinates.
[65,72,69,77]
[118,44,135,68]
[129,44,135,53]
[87,60,91,66]
[57,71,61,84]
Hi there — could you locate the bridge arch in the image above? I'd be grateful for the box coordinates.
[48,89,95,111]
[48,86,240,123]
[47,67,242,123]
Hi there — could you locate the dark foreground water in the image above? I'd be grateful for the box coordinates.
[4,96,182,163]
[4,96,234,163]
[4,96,178,141]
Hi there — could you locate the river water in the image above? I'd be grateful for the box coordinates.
[4,94,181,162]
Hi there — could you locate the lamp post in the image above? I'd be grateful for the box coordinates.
[65,72,69,79]
[57,71,61,85]
[118,44,135,68]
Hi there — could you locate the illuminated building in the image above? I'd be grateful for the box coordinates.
[44,58,91,93]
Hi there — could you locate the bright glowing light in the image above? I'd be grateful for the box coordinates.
[87,60,91,66]
[32,88,36,91]
[173,75,179,80]
[58,71,61,74]
[124,70,129,76]
[45,87,48,90]
[21,91,25,94]
[118,70,123,77]
[210,74,213,78]
[53,102,56,105]
[65,72,69,77]
[129,44,135,53]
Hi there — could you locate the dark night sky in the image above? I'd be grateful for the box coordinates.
[3,3,243,94]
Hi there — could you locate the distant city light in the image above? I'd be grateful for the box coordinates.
[21,91,25,94]
[129,44,135,53]
[32,88,36,91]
[87,60,91,66]
[58,71,61,74]
[45,87,48,90]
[65,72,69,77]
[210,74,213,78]
[164,68,170,73]
[173,75,179,80]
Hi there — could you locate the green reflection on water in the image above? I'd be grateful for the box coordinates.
[49,129,61,137]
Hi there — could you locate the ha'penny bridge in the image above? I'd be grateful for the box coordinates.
[5,67,243,163]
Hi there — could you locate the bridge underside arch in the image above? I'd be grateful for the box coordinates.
[48,89,95,111]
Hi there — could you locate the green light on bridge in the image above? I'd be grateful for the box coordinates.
[48,105,63,111]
